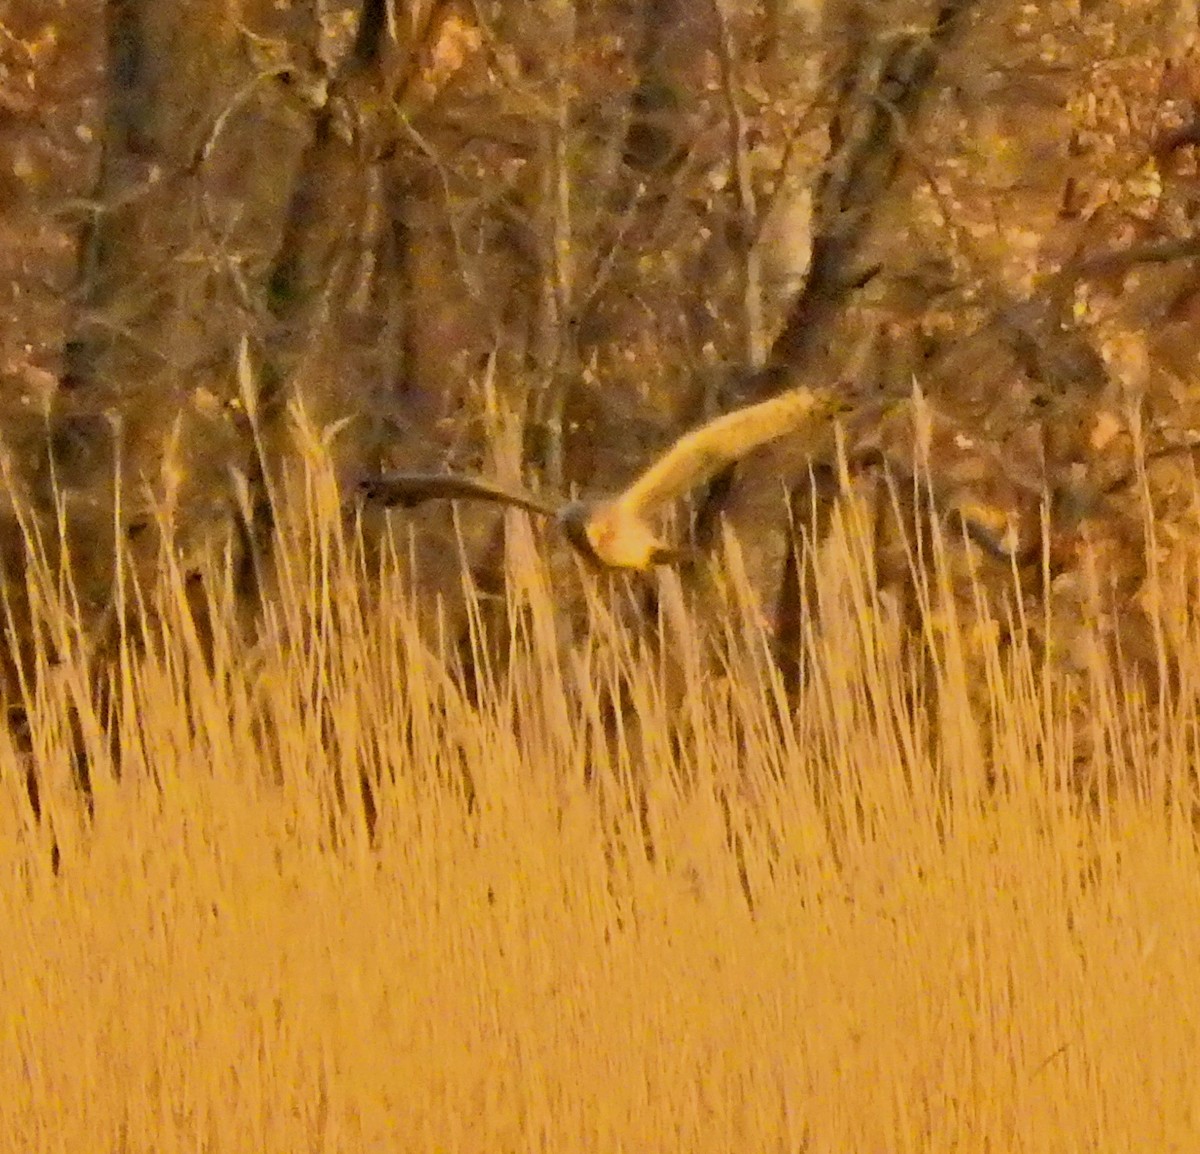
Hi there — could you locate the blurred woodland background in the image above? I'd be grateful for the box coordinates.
[4,0,1200,692]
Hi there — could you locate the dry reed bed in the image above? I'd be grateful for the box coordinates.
[0,474,1198,1152]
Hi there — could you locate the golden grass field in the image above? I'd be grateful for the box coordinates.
[1,467,1199,1152]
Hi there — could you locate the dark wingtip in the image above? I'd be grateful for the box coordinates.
[355,474,423,509]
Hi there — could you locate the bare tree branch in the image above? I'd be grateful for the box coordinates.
[533,0,577,493]
[711,0,766,369]
[750,0,981,395]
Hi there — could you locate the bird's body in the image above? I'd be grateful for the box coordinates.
[359,385,844,570]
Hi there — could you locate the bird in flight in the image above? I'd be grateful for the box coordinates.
[359,386,848,571]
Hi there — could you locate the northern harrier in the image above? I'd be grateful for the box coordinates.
[359,386,847,571]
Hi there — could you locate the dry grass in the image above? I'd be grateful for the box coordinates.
[1,459,1199,1152]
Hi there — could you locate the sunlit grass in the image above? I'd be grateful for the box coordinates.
[1,451,1198,1151]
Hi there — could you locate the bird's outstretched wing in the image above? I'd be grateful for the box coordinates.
[565,387,848,570]
[611,386,847,519]
[357,388,848,572]
[358,471,561,519]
